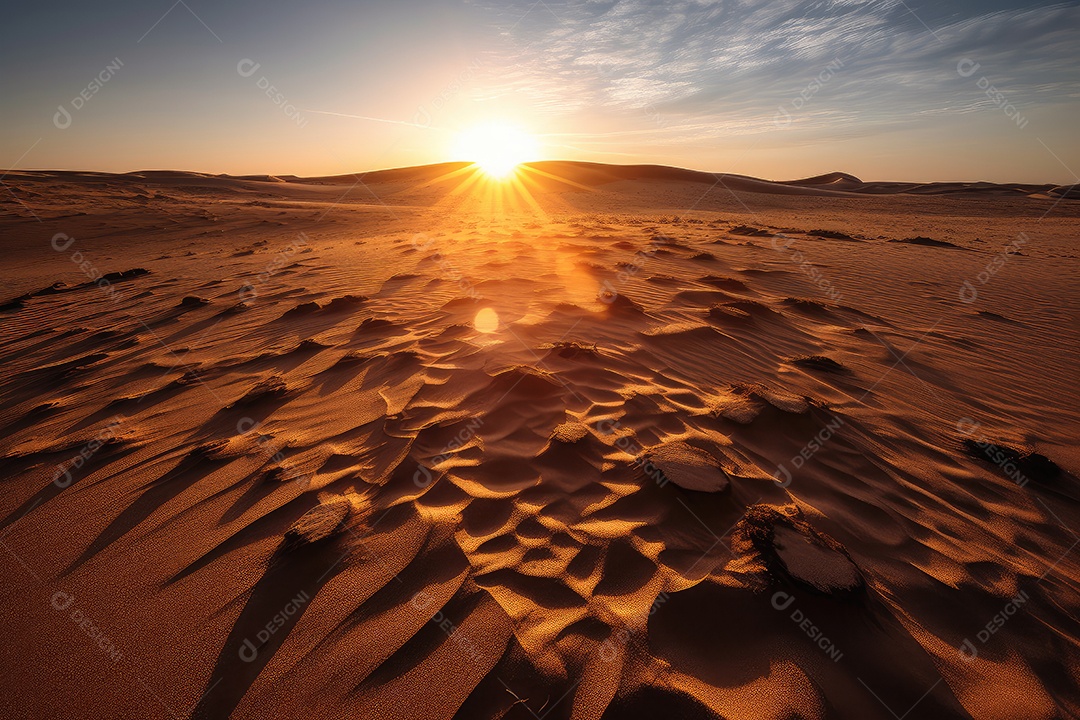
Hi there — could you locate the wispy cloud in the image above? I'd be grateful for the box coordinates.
[472,0,1080,142]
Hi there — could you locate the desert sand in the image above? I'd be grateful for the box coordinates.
[0,162,1078,719]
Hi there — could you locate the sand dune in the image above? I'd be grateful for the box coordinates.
[5,161,1066,200]
[0,162,1078,719]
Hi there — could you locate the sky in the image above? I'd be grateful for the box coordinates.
[2,0,1078,183]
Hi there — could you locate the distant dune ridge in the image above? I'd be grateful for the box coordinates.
[4,161,1075,199]
[0,162,1078,719]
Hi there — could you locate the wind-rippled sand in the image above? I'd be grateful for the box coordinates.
[1,164,1078,719]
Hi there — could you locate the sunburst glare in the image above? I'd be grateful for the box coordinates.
[454,122,540,179]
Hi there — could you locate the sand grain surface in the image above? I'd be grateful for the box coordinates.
[0,163,1077,719]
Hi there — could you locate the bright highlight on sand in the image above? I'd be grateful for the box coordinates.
[455,122,539,178]
[473,307,499,333]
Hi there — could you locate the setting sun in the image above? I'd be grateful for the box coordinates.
[454,122,539,178]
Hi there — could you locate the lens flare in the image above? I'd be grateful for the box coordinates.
[455,123,539,179]
[474,307,499,333]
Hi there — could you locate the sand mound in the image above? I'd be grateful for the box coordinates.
[788,355,849,374]
[642,441,730,492]
[889,235,963,249]
[739,505,864,596]
[962,438,1062,485]
[1048,184,1080,199]
[550,421,589,444]
[807,229,859,241]
[283,495,351,547]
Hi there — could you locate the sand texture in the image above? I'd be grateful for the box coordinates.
[0,163,1078,719]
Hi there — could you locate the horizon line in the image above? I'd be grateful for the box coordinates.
[5,160,1078,189]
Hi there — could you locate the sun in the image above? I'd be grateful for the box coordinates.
[455,122,539,179]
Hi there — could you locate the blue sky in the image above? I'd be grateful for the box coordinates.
[2,0,1077,182]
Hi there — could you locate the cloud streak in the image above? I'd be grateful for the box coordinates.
[474,0,1080,143]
